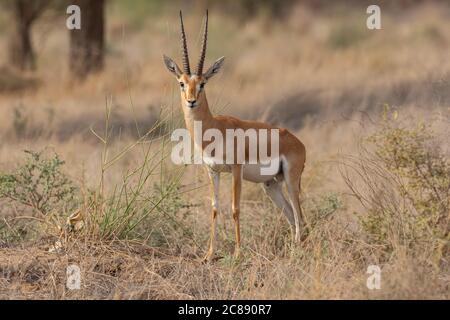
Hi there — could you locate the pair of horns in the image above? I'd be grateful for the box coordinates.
[179,10,208,76]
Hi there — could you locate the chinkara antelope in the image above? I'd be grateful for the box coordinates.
[163,11,306,261]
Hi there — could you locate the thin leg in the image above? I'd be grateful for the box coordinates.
[231,165,242,258]
[203,169,220,262]
[285,176,305,242]
[263,179,295,226]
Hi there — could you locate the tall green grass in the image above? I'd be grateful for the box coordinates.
[84,96,189,242]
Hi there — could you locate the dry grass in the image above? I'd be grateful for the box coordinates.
[0,2,449,299]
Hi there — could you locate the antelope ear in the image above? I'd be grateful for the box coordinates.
[204,56,225,80]
[163,55,182,77]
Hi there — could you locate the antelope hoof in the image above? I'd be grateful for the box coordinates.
[202,251,214,263]
[202,256,212,263]
[233,248,240,260]
[294,229,308,243]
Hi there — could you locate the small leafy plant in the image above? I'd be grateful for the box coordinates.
[304,192,344,228]
[0,150,76,216]
[341,108,449,264]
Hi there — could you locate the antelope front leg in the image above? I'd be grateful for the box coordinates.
[231,165,242,259]
[203,169,220,262]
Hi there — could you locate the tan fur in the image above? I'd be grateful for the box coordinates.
[178,76,306,261]
[164,14,306,262]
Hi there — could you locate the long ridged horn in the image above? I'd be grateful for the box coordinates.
[179,11,191,75]
[196,10,208,76]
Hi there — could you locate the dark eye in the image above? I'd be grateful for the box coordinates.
[199,83,205,89]
[179,82,184,88]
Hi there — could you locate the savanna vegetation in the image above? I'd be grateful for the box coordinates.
[0,0,448,299]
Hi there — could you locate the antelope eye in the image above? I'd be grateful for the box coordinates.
[179,82,184,87]
[199,83,205,89]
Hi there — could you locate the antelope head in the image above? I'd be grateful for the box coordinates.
[163,11,225,109]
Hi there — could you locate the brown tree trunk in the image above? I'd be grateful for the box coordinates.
[69,0,105,80]
[8,0,49,71]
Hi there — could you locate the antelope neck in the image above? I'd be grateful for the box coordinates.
[183,93,215,135]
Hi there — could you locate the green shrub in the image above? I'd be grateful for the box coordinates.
[304,192,344,228]
[341,108,449,263]
[0,150,76,216]
[369,120,449,225]
[327,23,368,49]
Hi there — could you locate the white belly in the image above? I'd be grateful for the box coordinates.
[202,155,281,183]
[242,163,279,183]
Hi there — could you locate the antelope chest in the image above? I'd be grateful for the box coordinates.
[202,155,232,173]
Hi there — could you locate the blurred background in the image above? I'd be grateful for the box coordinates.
[1,0,449,143]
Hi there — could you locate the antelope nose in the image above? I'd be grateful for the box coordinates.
[187,99,196,105]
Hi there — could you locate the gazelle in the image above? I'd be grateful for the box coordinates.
[163,11,306,261]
